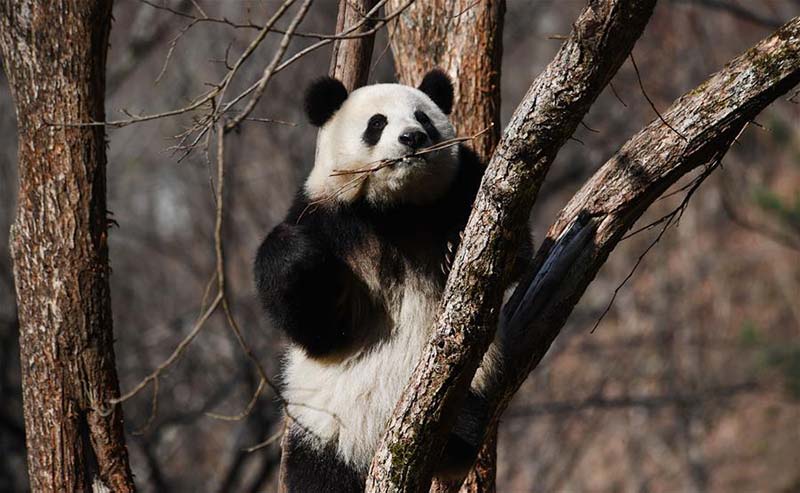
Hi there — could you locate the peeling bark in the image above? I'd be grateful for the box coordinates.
[0,1,135,491]
[366,2,657,491]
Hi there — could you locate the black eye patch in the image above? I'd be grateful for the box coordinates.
[414,110,440,143]
[362,113,388,146]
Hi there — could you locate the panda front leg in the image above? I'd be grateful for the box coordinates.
[254,221,369,358]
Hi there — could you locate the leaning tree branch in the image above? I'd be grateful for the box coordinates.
[365,1,657,491]
[485,12,800,464]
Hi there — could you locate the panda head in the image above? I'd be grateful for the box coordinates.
[304,69,459,206]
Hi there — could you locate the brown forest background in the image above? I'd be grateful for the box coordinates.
[1,1,799,491]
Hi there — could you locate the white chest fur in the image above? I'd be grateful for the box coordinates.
[282,277,440,473]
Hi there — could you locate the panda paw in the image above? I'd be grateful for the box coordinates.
[442,240,457,275]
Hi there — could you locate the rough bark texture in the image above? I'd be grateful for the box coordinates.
[329,0,380,91]
[388,0,505,162]
[387,1,506,491]
[484,13,800,446]
[0,1,135,492]
[366,2,657,492]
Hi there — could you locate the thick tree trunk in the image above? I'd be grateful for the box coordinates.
[367,2,656,491]
[387,2,505,491]
[388,0,504,162]
[0,1,135,492]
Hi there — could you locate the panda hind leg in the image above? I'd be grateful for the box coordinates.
[279,423,365,493]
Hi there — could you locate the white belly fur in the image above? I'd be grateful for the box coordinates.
[283,280,439,473]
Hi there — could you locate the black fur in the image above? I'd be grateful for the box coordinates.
[255,145,532,489]
[418,69,454,115]
[415,110,441,142]
[362,113,388,146]
[280,424,365,493]
[280,421,482,493]
[254,145,483,360]
[305,77,348,127]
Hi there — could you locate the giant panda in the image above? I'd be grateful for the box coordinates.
[254,69,530,492]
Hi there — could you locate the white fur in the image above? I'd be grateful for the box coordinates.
[305,84,458,206]
[283,274,441,473]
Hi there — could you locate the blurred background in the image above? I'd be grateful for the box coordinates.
[1,1,799,491]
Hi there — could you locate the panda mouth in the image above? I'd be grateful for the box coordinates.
[399,154,427,166]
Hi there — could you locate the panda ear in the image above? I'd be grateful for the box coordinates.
[304,77,348,127]
[418,68,454,115]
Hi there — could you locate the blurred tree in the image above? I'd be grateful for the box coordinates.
[0,1,134,491]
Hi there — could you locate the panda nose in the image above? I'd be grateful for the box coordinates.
[398,130,429,150]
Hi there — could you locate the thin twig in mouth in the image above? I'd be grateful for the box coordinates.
[297,125,494,222]
[329,125,493,177]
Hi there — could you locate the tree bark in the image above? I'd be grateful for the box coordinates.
[388,0,505,162]
[387,1,506,491]
[366,2,656,492]
[329,0,380,91]
[484,13,800,445]
[0,1,135,492]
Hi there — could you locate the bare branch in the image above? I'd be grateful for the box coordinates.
[486,13,800,471]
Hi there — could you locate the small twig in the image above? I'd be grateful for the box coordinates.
[106,291,223,410]
[330,126,493,176]
[609,81,628,107]
[592,159,721,332]
[245,428,285,453]
[224,0,314,132]
[131,377,159,436]
[243,117,297,126]
[580,120,600,133]
[630,53,688,142]
[452,0,481,19]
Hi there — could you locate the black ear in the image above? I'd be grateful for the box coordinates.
[418,69,454,115]
[304,77,348,127]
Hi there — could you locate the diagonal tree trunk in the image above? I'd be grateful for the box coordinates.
[387,1,506,491]
[0,1,135,491]
[368,2,657,491]
[371,2,800,491]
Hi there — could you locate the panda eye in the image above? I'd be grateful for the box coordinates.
[363,114,388,146]
[368,114,387,129]
[414,111,431,125]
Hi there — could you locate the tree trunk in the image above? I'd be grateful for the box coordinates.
[388,0,504,162]
[367,1,656,491]
[0,1,135,491]
[388,1,505,491]
[329,0,380,91]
